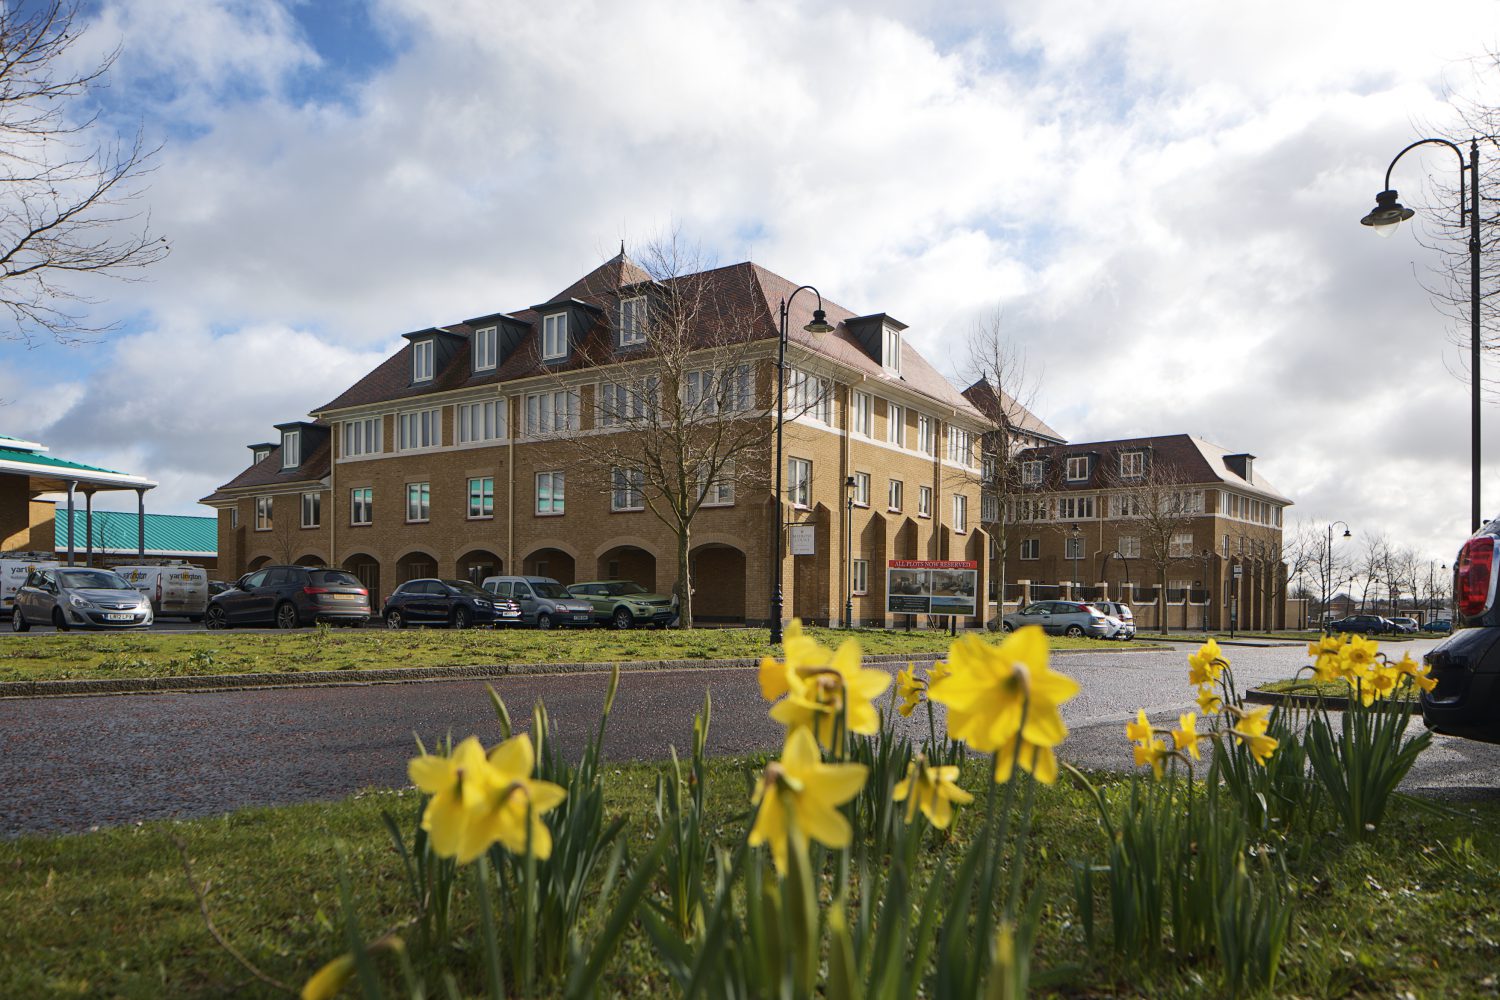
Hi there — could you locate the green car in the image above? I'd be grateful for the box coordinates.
[566,580,675,629]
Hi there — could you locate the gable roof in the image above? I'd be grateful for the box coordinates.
[960,378,1065,444]
[202,427,331,501]
[1017,434,1291,504]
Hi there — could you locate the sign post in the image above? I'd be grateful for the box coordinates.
[886,559,979,628]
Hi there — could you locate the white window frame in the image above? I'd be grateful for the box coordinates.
[698,460,736,507]
[787,369,832,424]
[851,558,869,595]
[1020,537,1040,560]
[523,389,580,436]
[918,485,932,518]
[883,325,902,374]
[457,399,507,445]
[886,401,905,446]
[398,408,442,451]
[542,313,568,360]
[1119,451,1144,479]
[253,448,270,465]
[1170,532,1194,558]
[468,477,494,519]
[341,417,382,458]
[1120,535,1141,559]
[611,467,645,511]
[789,457,812,509]
[281,430,301,469]
[851,391,873,437]
[412,339,434,382]
[350,487,373,526]
[852,471,870,507]
[536,471,565,515]
[888,478,903,512]
[619,296,646,346]
[1065,456,1088,481]
[472,326,498,372]
[1021,460,1043,485]
[300,491,320,529]
[405,482,431,523]
[917,415,935,456]
[953,494,969,533]
[600,376,661,427]
[254,496,272,531]
[947,427,973,466]
[228,508,238,529]
[1065,537,1083,560]
[683,364,753,415]
[982,494,998,522]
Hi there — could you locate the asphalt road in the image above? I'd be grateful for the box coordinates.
[3,637,1494,837]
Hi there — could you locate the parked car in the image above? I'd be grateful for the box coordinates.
[1387,616,1420,634]
[115,563,209,621]
[382,578,520,629]
[1422,528,1500,744]
[208,580,232,598]
[11,566,153,631]
[1324,614,1395,635]
[1,553,59,613]
[481,575,595,629]
[999,601,1118,639]
[205,565,371,629]
[1422,618,1453,633]
[566,579,674,629]
[1092,600,1136,640]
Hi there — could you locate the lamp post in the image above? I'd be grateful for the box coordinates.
[1200,549,1214,633]
[844,474,857,629]
[1362,138,1483,532]
[1323,521,1351,632]
[769,288,834,646]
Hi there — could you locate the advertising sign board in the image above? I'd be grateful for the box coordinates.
[789,525,815,556]
[885,559,978,616]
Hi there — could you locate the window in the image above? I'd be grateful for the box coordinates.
[918,485,932,517]
[600,377,660,426]
[342,417,382,458]
[457,399,506,444]
[789,457,812,508]
[1119,451,1145,478]
[412,339,434,382]
[698,460,735,506]
[1020,537,1040,560]
[255,496,272,531]
[1064,536,1083,560]
[1058,496,1096,519]
[619,296,646,346]
[788,369,832,423]
[953,494,969,533]
[1109,492,1143,518]
[684,365,754,414]
[947,427,974,466]
[1169,532,1194,558]
[1021,460,1043,485]
[1222,534,1230,557]
[253,447,270,464]
[852,559,869,595]
[1119,535,1141,559]
[883,325,902,374]
[406,482,431,522]
[350,487,373,525]
[1018,497,1050,521]
[228,508,238,529]
[523,390,580,435]
[917,415,935,455]
[542,313,568,360]
[850,391,873,437]
[982,495,998,522]
[301,492,320,528]
[281,430,300,469]
[982,455,997,481]
[468,477,494,519]
[473,326,497,372]
[886,401,905,446]
[852,471,870,507]
[398,408,442,450]
[612,467,645,511]
[888,478,903,511]
[536,471,565,514]
[1065,456,1088,481]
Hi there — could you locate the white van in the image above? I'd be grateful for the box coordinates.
[115,563,210,621]
[1,553,61,612]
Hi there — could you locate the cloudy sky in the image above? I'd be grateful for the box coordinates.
[2,0,1497,569]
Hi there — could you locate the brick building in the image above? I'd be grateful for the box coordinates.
[201,253,993,626]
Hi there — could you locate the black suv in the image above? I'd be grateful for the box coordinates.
[205,566,371,629]
[382,578,521,629]
[1325,614,1395,635]
[1422,528,1500,744]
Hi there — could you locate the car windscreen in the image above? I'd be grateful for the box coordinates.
[59,570,133,590]
[531,582,568,599]
[445,581,491,598]
[602,582,648,597]
[310,570,364,589]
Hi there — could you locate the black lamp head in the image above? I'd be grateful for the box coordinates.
[804,309,834,335]
[1360,189,1415,235]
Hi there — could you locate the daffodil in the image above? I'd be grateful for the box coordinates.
[927,659,951,684]
[893,756,974,829]
[1188,638,1226,687]
[301,953,355,1000]
[1125,708,1153,743]
[749,727,869,873]
[1393,652,1439,694]
[1338,635,1380,684]
[408,735,496,861]
[896,665,926,717]
[1132,735,1169,778]
[769,636,891,748]
[928,628,1079,784]
[1228,704,1271,738]
[1172,712,1201,760]
[1195,686,1224,715]
[1308,634,1344,682]
[1231,727,1279,766]
[758,619,830,701]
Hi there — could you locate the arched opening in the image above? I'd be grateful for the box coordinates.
[596,544,657,590]
[246,555,271,573]
[456,549,503,585]
[690,542,747,623]
[295,553,327,567]
[341,553,381,605]
[396,549,439,585]
[524,547,576,585]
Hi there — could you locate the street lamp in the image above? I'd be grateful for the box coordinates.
[770,287,834,646]
[844,474,857,629]
[1200,549,1214,633]
[1362,137,1482,532]
[1069,522,1081,597]
[1323,521,1351,632]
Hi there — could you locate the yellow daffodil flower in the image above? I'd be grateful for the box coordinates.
[769,636,891,748]
[927,659,952,684]
[896,665,926,717]
[1367,665,1400,703]
[301,953,355,1000]
[1392,652,1439,693]
[408,735,496,862]
[1308,634,1344,682]
[1229,704,1271,738]
[758,619,831,701]
[1188,638,1226,687]
[893,756,973,829]
[467,733,567,862]
[1172,712,1201,760]
[1231,727,1278,766]
[1132,735,1169,778]
[1338,635,1380,683]
[1195,686,1224,715]
[1125,708,1153,743]
[749,727,868,873]
[928,628,1079,784]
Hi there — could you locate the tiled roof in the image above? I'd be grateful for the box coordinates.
[54,510,217,555]
[203,430,331,501]
[960,379,1065,444]
[1017,434,1292,504]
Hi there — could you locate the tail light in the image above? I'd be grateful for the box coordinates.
[1455,536,1496,618]
[303,586,330,595]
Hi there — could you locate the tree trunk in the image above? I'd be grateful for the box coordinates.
[676,523,694,629]
[1158,565,1169,635]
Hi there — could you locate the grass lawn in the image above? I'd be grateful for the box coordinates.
[1257,676,1423,704]
[3,756,1498,998]
[0,626,1125,684]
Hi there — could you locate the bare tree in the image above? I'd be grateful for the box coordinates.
[1355,532,1389,613]
[0,1,169,343]
[1099,458,1199,634]
[1246,520,1312,629]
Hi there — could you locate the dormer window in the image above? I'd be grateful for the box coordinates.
[1120,451,1145,479]
[883,326,902,374]
[473,326,497,372]
[542,313,568,360]
[254,448,270,465]
[281,430,301,470]
[1065,456,1088,481]
[412,339,434,382]
[619,296,646,346]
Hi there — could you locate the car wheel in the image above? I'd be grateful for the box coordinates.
[52,608,70,632]
[205,606,228,630]
[536,612,554,630]
[1065,624,1085,638]
[611,607,633,630]
[452,606,471,630]
[11,607,29,633]
[275,602,300,630]
[1001,621,1015,632]
[385,610,405,630]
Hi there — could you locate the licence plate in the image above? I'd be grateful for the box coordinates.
[330,593,357,601]
[105,613,133,621]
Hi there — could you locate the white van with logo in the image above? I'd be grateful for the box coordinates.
[1,554,61,612]
[115,563,210,621]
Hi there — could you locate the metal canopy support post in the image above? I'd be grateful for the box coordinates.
[84,492,94,567]
[65,480,77,566]
[137,489,146,559]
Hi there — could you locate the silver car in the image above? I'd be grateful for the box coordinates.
[1001,600,1118,639]
[1093,600,1137,640]
[11,566,155,631]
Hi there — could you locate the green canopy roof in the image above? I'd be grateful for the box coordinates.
[54,510,216,556]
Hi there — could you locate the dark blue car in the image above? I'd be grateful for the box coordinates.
[382,578,521,629]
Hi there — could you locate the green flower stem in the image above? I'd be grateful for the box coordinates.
[473,855,505,1000]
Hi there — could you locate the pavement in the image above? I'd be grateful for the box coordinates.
[2,635,1495,838]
